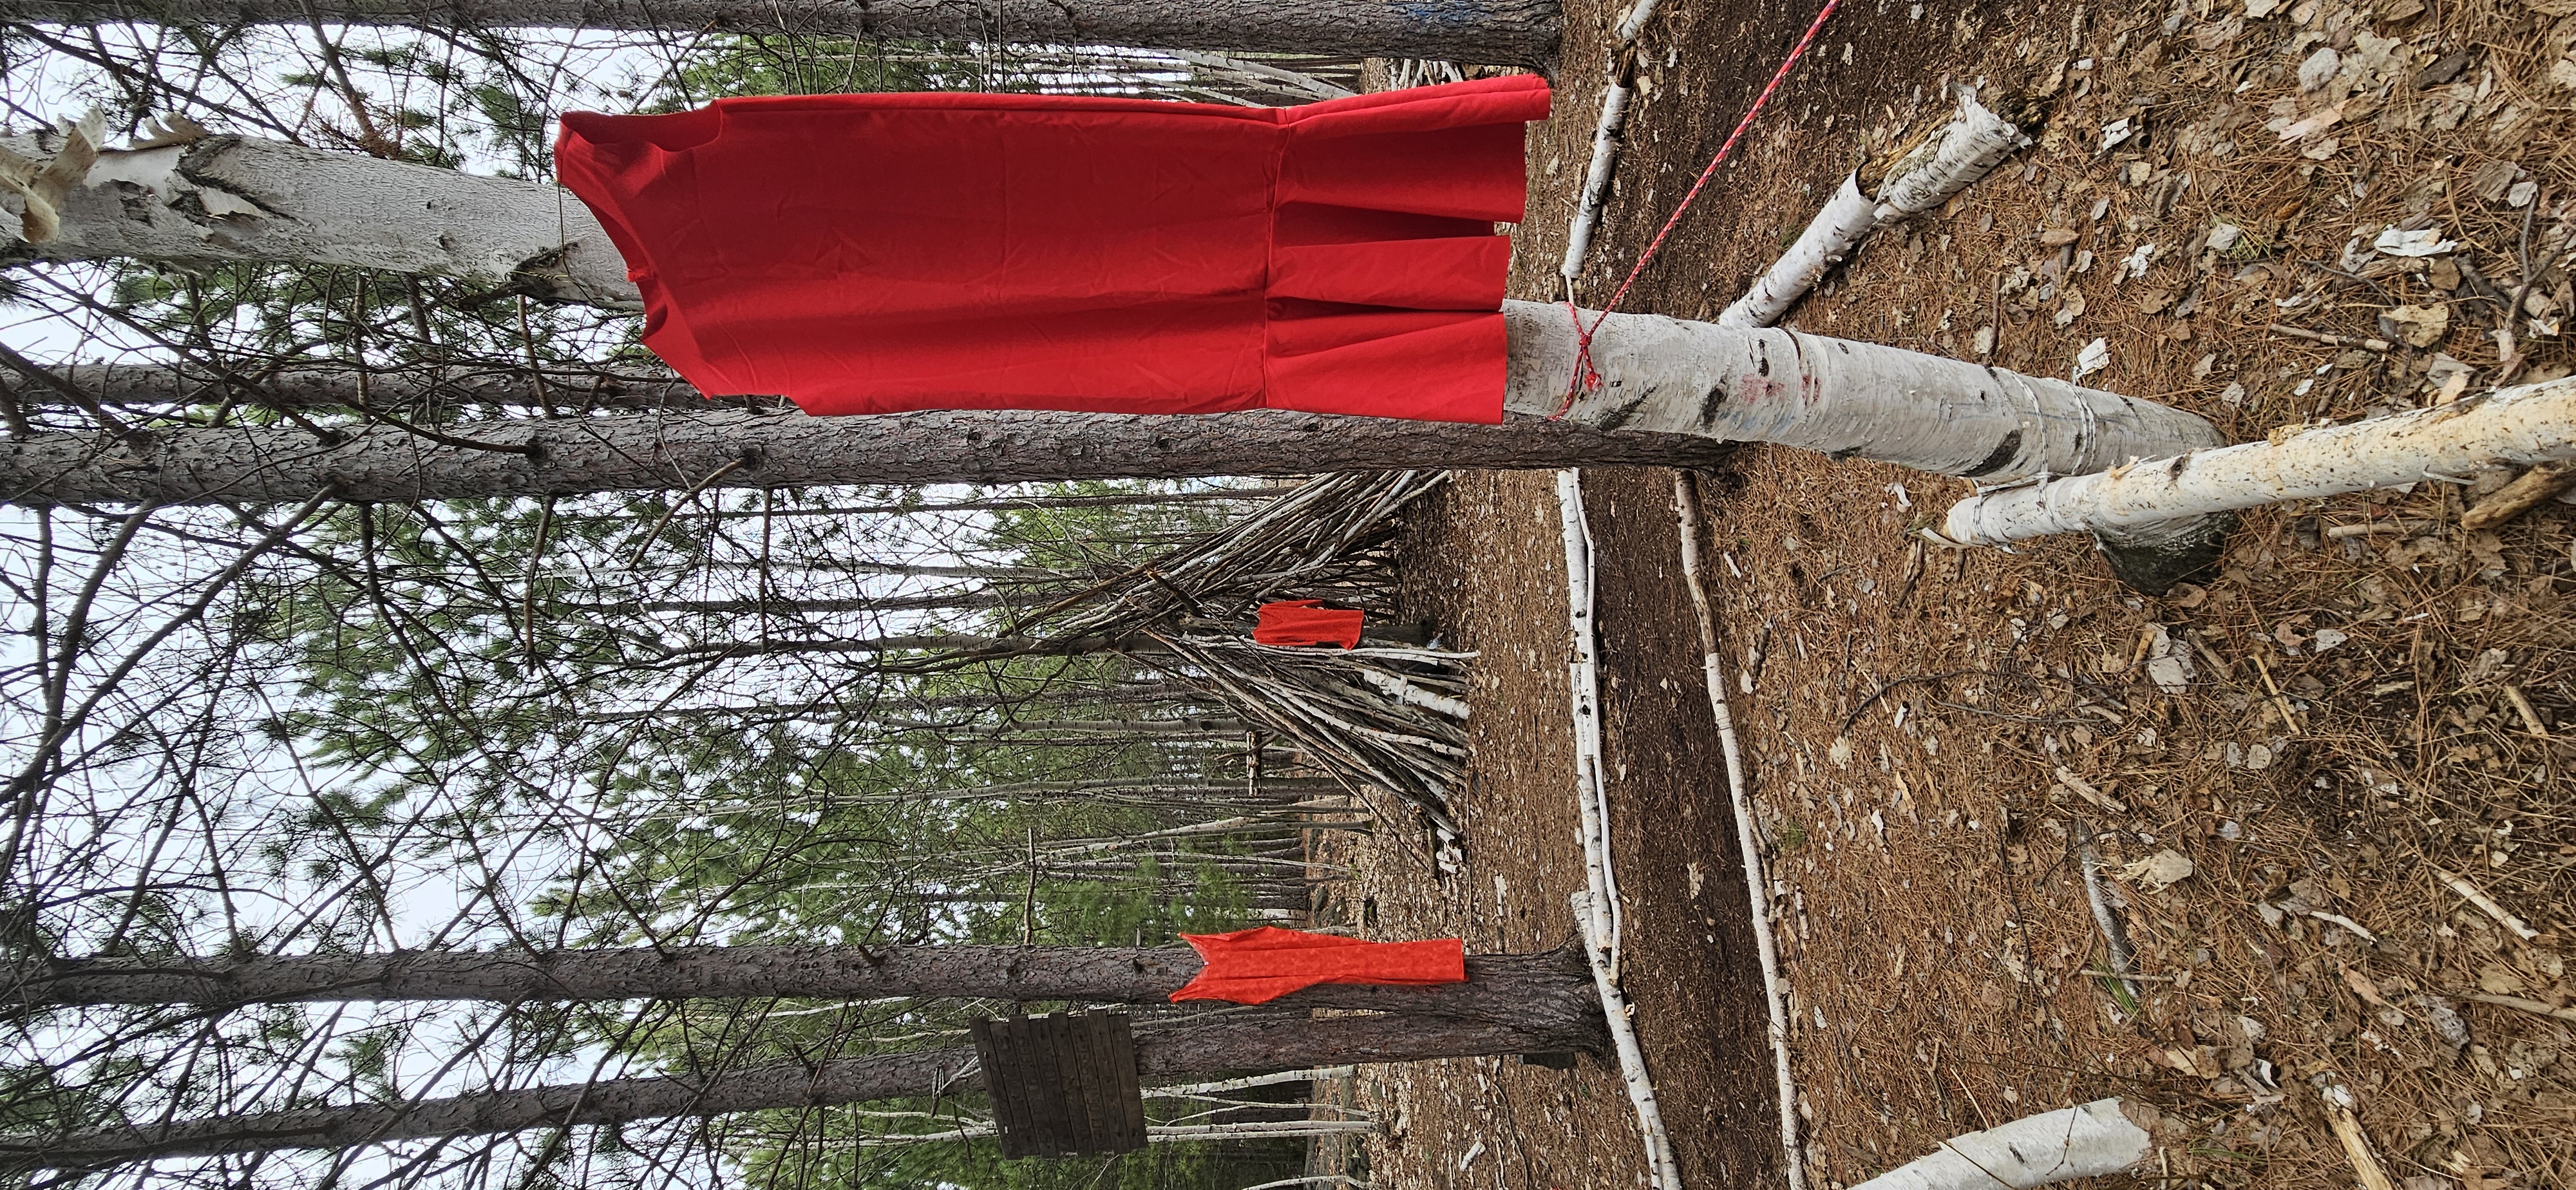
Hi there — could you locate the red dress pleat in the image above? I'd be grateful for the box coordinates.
[554,77,1549,424]
[1253,599,1365,648]
[1168,926,1467,1005]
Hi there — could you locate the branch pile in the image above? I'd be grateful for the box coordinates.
[987,471,1472,833]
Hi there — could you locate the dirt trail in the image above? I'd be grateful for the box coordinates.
[1350,0,2573,1187]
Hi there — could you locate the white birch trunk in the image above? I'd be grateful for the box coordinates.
[1939,375,2576,544]
[6,126,2217,484]
[1719,173,1879,328]
[1871,93,2031,219]
[1559,471,1677,1189]
[1,129,639,308]
[1504,303,2223,480]
[1560,79,1633,281]
[1850,1099,2157,1190]
[1720,92,2028,328]
[1556,471,1620,969]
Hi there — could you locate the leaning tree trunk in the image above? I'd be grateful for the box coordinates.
[0,1009,1594,1175]
[4,943,1598,1026]
[1507,303,2222,480]
[5,128,2219,491]
[0,0,1562,66]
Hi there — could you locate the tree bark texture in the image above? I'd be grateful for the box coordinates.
[0,406,1734,506]
[0,1010,1594,1173]
[2,133,641,308]
[1940,374,2576,543]
[0,0,1562,66]
[7,363,755,414]
[5,943,1599,1027]
[1506,303,2224,481]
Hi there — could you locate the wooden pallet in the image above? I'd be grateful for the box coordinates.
[969,1010,1149,1158]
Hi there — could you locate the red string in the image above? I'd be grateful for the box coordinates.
[1555,0,1842,417]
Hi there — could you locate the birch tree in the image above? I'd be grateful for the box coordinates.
[0,0,1563,66]
[3,124,2221,489]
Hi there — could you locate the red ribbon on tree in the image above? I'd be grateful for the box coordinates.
[1252,600,1365,648]
[1168,926,1467,1005]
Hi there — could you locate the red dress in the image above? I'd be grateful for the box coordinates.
[1169,926,1466,1005]
[555,77,1548,424]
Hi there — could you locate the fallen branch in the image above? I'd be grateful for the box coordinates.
[1573,892,1681,1190]
[2461,458,2576,529]
[1672,473,1803,1190]
[1557,0,1665,279]
[1938,375,2576,547]
[1557,470,1620,968]
[2465,994,2576,1024]
[1720,90,2031,328]
[1848,1099,2157,1190]
[1560,73,1634,281]
[1557,471,1677,1189]
[2320,1084,2397,1190]
[2432,865,2542,941]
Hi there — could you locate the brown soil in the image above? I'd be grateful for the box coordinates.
[1341,0,2576,1187]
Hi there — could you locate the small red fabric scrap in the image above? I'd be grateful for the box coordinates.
[1253,600,1364,648]
[554,76,1550,424]
[1169,926,1466,1005]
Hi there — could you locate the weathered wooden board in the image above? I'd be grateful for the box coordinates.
[971,1011,1148,1158]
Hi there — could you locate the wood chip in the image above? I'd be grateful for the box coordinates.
[2432,867,2541,941]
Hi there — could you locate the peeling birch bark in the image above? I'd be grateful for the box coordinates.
[1503,302,2224,480]
[0,110,106,242]
[1719,91,2029,329]
[1849,1099,2156,1190]
[1,131,639,308]
[1939,376,2576,543]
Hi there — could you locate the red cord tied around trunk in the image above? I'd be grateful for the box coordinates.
[1168,926,1467,1005]
[1553,0,1843,419]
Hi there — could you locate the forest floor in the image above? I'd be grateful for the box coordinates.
[1332,0,2576,1187]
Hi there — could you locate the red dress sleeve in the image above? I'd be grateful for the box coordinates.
[554,77,1549,424]
[1253,600,1365,648]
[1169,926,1468,1005]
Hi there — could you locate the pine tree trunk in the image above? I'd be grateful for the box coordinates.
[0,0,1562,66]
[0,406,1733,505]
[9,362,744,414]
[5,943,1596,1026]
[0,1010,1594,1174]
